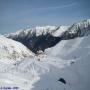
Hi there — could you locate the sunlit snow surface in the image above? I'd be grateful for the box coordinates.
[0,35,90,90]
[0,35,34,62]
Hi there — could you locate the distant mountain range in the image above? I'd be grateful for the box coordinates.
[6,19,90,54]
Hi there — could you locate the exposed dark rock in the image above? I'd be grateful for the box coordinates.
[58,78,66,84]
[7,33,61,54]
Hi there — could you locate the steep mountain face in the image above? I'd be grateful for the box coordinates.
[0,35,34,62]
[61,19,90,40]
[6,26,68,53]
[6,19,90,54]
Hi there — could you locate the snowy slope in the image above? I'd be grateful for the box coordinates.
[0,35,34,63]
[0,35,90,90]
[0,19,90,90]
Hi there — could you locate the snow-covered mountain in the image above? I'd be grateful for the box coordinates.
[61,19,90,40]
[5,26,68,53]
[6,19,90,53]
[0,33,90,90]
[0,19,90,90]
[0,35,34,63]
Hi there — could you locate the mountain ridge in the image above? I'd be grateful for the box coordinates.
[5,19,90,53]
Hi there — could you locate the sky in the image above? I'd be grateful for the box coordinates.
[0,0,90,34]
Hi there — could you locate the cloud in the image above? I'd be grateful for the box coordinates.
[32,2,77,11]
[18,2,77,16]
